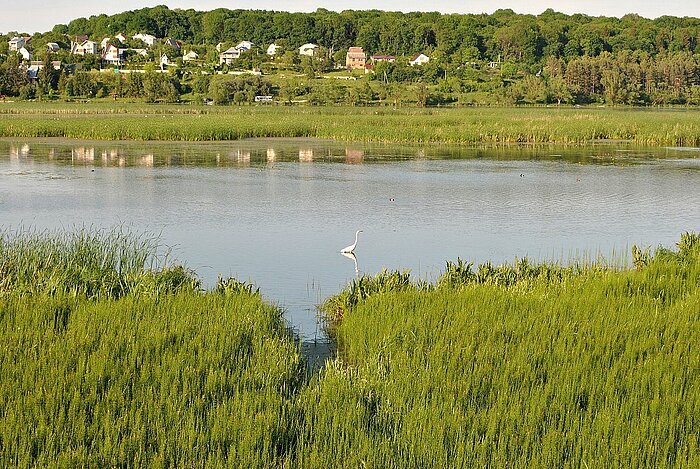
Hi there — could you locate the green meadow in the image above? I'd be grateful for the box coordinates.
[2,103,700,145]
[1,229,699,467]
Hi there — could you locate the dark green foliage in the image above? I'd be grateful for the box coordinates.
[215,275,260,296]
[207,75,272,105]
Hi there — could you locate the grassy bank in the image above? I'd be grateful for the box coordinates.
[312,235,700,467]
[2,229,699,467]
[2,104,700,145]
[0,229,304,467]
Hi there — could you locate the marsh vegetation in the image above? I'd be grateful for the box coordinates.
[3,104,700,146]
[1,229,698,467]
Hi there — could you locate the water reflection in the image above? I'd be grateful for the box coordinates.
[299,148,313,162]
[345,148,364,164]
[4,139,696,169]
[341,251,360,276]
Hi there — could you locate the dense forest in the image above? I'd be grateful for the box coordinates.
[2,6,700,105]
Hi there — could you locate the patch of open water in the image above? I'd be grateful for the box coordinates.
[1,138,699,366]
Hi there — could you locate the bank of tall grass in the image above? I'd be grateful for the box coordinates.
[2,228,699,467]
[2,104,700,145]
[309,233,700,467]
[0,228,304,467]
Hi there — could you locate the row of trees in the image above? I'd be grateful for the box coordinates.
[38,7,700,65]
[4,50,700,105]
[0,52,700,105]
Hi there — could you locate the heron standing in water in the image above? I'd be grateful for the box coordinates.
[341,230,363,254]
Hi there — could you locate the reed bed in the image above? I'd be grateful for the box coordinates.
[0,228,304,467]
[0,227,198,299]
[307,233,700,467]
[2,105,700,145]
[2,228,699,467]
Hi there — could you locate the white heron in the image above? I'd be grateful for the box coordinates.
[341,230,363,254]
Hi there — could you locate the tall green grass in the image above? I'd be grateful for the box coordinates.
[0,228,304,467]
[2,104,700,145]
[0,227,198,299]
[2,228,699,467]
[306,233,700,467]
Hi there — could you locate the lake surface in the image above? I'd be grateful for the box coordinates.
[1,138,699,362]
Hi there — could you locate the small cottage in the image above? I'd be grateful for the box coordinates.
[219,47,241,65]
[409,53,430,66]
[346,47,366,70]
[299,43,319,57]
[267,43,281,56]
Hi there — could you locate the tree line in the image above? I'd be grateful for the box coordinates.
[2,6,700,105]
[44,7,700,63]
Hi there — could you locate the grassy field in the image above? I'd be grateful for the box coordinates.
[2,229,699,467]
[2,102,700,145]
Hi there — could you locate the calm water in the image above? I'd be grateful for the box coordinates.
[1,138,699,359]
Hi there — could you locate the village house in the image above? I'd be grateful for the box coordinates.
[26,60,62,80]
[235,41,254,51]
[18,47,31,61]
[164,38,181,49]
[266,43,281,56]
[101,37,111,50]
[299,43,319,57]
[182,50,199,62]
[219,47,241,65]
[71,39,99,55]
[46,42,60,52]
[9,36,28,52]
[114,33,128,43]
[370,55,396,63]
[133,33,157,47]
[346,47,366,70]
[102,44,121,65]
[160,53,174,68]
[409,53,430,66]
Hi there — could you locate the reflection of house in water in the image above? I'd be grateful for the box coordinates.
[345,148,364,163]
[101,148,127,166]
[299,149,314,162]
[139,154,154,167]
[233,150,251,164]
[9,145,30,159]
[102,148,121,163]
[72,147,95,162]
[266,148,276,162]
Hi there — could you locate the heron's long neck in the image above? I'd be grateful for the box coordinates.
[355,232,360,243]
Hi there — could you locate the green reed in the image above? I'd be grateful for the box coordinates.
[0,227,200,299]
[304,232,700,467]
[2,105,700,145]
[0,228,304,467]
[2,228,699,467]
